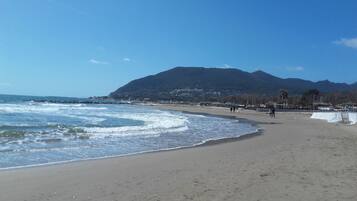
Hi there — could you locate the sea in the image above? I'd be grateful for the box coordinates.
[0,94,258,169]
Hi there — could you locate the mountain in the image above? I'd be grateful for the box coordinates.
[351,82,357,89]
[110,67,357,101]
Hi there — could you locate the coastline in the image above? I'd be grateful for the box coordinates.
[1,104,357,201]
[0,129,261,172]
[0,108,260,171]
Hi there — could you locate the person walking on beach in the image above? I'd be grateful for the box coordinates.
[269,106,276,118]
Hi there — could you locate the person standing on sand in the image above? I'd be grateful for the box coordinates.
[268,106,275,118]
[271,107,276,118]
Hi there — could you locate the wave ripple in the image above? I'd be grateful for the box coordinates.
[0,103,257,169]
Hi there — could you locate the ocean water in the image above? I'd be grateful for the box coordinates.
[0,95,258,169]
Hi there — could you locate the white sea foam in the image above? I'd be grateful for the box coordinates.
[0,102,259,169]
[26,145,92,153]
[39,103,85,107]
[83,111,189,138]
[0,103,190,138]
[0,103,106,114]
[37,102,107,110]
[0,104,60,113]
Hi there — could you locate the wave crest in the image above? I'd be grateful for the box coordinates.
[83,111,189,138]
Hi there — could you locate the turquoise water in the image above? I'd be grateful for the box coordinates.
[0,95,257,169]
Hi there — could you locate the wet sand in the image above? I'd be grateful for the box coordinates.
[1,104,356,201]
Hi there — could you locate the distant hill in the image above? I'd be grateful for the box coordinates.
[351,82,357,88]
[110,67,357,101]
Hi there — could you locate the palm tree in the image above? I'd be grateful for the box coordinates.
[300,89,320,109]
[279,89,289,108]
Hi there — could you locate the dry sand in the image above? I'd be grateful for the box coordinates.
[1,105,357,201]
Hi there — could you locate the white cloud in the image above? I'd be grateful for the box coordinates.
[89,59,109,65]
[285,66,304,72]
[334,37,357,49]
[123,58,131,62]
[223,64,232,68]
[219,64,236,68]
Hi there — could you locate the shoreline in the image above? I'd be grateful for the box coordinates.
[0,108,261,172]
[1,104,356,201]
[0,129,262,172]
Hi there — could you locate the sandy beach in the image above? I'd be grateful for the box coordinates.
[1,105,357,201]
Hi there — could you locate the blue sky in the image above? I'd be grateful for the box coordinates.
[0,0,357,97]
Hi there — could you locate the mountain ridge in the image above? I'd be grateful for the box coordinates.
[110,67,357,101]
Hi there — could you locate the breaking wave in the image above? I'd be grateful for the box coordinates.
[0,102,257,169]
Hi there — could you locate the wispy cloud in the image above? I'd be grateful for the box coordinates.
[123,58,131,62]
[223,64,232,68]
[334,37,357,49]
[89,59,110,65]
[220,64,236,69]
[285,66,304,72]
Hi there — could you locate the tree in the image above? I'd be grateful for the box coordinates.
[300,89,320,109]
[279,89,289,108]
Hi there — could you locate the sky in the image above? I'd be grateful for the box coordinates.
[0,0,357,97]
